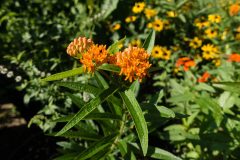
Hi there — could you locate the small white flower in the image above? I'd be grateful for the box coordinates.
[7,71,14,78]
[40,72,46,77]
[83,92,90,102]
[0,65,3,71]
[1,68,7,74]
[15,76,22,82]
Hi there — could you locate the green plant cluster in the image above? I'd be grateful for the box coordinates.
[0,0,118,131]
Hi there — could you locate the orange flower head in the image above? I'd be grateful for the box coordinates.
[229,3,240,16]
[176,57,195,71]
[115,46,151,82]
[198,72,211,83]
[228,53,240,62]
[67,37,93,58]
[80,44,108,73]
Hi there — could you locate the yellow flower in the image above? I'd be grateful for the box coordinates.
[221,30,228,40]
[194,18,209,29]
[80,44,108,73]
[67,37,93,58]
[147,22,153,28]
[167,11,177,17]
[189,37,202,49]
[213,58,221,66]
[130,39,142,47]
[235,33,240,40]
[201,44,219,60]
[132,2,145,13]
[115,46,151,82]
[125,16,137,23]
[110,23,121,32]
[172,45,180,52]
[144,8,157,19]
[208,14,221,23]
[151,45,171,60]
[205,28,218,39]
[152,19,164,32]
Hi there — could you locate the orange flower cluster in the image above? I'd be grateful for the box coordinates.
[198,72,210,83]
[66,37,151,82]
[115,46,151,82]
[80,44,108,73]
[228,53,240,62]
[67,37,93,57]
[229,3,240,16]
[176,57,195,71]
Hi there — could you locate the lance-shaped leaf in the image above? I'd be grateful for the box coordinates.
[56,130,102,141]
[42,67,83,81]
[120,90,148,156]
[57,82,101,95]
[213,82,240,94]
[56,86,119,136]
[129,143,182,160]
[107,36,126,54]
[54,112,122,122]
[142,30,155,54]
[74,133,118,160]
[97,64,120,73]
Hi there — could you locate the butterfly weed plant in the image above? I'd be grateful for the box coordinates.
[42,31,181,159]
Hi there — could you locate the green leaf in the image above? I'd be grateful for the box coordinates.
[120,90,148,156]
[53,153,78,160]
[56,86,119,136]
[195,96,223,126]
[142,30,155,54]
[94,71,109,89]
[213,82,240,94]
[97,64,120,73]
[42,67,83,81]
[155,105,175,118]
[74,133,118,160]
[57,131,102,141]
[101,0,119,19]
[57,82,101,95]
[118,140,137,160]
[195,83,215,92]
[147,146,182,160]
[54,112,122,122]
[176,0,188,9]
[66,93,85,109]
[107,36,126,54]
[130,80,140,97]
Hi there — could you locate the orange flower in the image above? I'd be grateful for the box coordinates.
[228,53,240,62]
[115,46,151,82]
[80,44,108,73]
[229,3,240,16]
[176,57,195,71]
[67,37,93,58]
[198,72,211,83]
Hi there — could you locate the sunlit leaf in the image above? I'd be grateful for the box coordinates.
[107,36,126,54]
[42,67,83,81]
[120,90,148,156]
[142,30,155,54]
[97,64,120,73]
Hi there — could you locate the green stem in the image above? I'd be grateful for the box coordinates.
[109,111,127,152]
